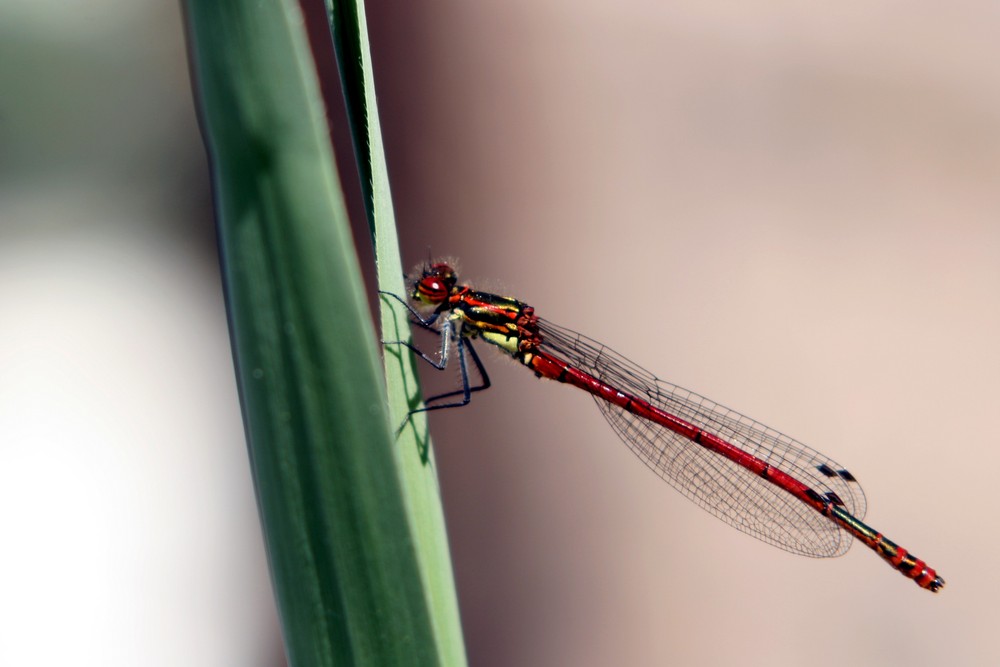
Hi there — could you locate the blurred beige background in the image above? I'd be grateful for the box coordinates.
[3,1,998,665]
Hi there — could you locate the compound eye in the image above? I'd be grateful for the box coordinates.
[414,276,448,304]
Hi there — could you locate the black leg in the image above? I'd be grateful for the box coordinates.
[419,337,491,406]
[384,325,491,413]
[383,318,454,370]
[406,335,474,414]
[378,290,492,425]
[379,290,440,329]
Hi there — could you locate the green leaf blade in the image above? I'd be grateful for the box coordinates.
[185,0,463,664]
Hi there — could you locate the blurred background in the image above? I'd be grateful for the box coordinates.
[2,1,998,665]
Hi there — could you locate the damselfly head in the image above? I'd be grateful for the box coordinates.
[411,262,458,306]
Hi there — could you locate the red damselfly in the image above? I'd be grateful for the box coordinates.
[383,261,944,592]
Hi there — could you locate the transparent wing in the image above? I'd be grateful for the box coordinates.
[538,318,866,557]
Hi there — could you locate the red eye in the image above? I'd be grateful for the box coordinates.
[416,277,448,304]
[412,263,458,305]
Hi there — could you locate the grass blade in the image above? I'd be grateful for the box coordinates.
[185,0,462,663]
[324,1,467,662]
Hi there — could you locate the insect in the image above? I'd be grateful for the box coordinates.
[382,261,944,592]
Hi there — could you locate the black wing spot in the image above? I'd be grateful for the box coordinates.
[837,469,857,482]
